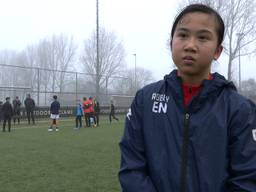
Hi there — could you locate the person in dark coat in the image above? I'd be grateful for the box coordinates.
[48,95,60,131]
[13,96,21,124]
[24,94,35,125]
[0,101,3,123]
[2,97,13,132]
[109,101,118,123]
[94,100,100,126]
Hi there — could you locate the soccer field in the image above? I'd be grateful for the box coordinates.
[0,115,125,192]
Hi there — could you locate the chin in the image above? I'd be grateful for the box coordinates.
[178,68,197,76]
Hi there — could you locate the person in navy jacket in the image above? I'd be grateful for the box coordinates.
[119,4,256,192]
[2,97,13,132]
[48,95,60,132]
[24,94,35,125]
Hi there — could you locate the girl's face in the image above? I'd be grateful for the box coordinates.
[171,12,223,81]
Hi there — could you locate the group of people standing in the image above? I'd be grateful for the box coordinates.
[0,93,119,132]
[0,94,36,132]
[75,96,100,129]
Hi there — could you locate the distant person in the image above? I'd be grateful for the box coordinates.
[94,99,100,127]
[0,101,3,123]
[2,97,13,132]
[109,101,118,123]
[88,96,95,127]
[13,96,21,125]
[83,97,91,127]
[24,94,35,125]
[82,97,88,127]
[74,99,83,130]
[48,95,60,132]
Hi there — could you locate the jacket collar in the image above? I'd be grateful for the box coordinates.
[164,70,236,101]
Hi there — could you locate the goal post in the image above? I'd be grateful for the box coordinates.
[110,95,135,108]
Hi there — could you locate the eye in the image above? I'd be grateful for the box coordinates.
[177,32,188,38]
[198,35,209,41]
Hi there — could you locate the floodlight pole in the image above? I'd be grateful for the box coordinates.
[133,53,137,91]
[238,42,241,91]
[37,67,40,105]
[236,33,243,92]
[96,0,100,100]
[75,72,78,101]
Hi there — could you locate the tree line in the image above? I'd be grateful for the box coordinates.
[1,0,256,101]
[0,28,154,101]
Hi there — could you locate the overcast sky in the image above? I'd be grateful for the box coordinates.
[0,0,255,81]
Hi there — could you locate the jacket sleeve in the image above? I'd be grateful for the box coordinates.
[118,90,157,192]
[10,104,13,116]
[33,99,35,107]
[228,99,256,191]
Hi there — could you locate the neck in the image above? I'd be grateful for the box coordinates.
[178,72,210,86]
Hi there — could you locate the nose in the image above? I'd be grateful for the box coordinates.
[184,37,198,52]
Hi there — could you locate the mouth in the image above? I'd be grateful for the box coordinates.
[182,56,195,64]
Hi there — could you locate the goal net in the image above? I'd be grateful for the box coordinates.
[110,95,135,107]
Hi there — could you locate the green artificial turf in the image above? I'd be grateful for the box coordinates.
[0,115,124,192]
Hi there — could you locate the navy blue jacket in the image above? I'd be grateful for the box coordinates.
[119,70,256,192]
[24,98,35,110]
[50,100,60,115]
[2,101,13,117]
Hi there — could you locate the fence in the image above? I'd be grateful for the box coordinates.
[0,64,135,107]
[5,106,129,119]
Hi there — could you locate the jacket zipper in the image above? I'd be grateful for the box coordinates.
[180,113,190,192]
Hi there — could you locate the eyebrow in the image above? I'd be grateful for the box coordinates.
[176,27,213,35]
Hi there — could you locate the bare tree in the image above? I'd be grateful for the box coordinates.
[32,39,52,104]
[0,50,17,87]
[20,34,77,105]
[15,51,33,87]
[179,0,256,82]
[0,34,77,104]
[0,49,34,100]
[224,0,256,82]
[21,45,40,94]
[0,50,30,88]
[134,67,155,90]
[113,67,155,95]
[241,78,256,101]
[53,34,77,92]
[31,34,77,93]
[80,27,126,99]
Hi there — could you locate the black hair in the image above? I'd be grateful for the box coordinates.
[171,4,225,46]
[53,95,57,100]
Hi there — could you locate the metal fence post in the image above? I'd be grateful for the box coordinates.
[37,67,40,105]
[75,72,78,101]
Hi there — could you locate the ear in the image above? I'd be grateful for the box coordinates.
[170,38,173,50]
[213,45,223,60]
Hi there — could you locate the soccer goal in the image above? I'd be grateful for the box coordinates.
[110,95,135,107]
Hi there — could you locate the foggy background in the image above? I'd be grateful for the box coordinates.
[0,0,256,105]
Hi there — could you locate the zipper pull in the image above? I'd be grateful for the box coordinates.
[185,113,190,120]
[184,113,190,126]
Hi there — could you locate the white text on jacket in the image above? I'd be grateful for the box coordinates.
[152,93,169,113]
